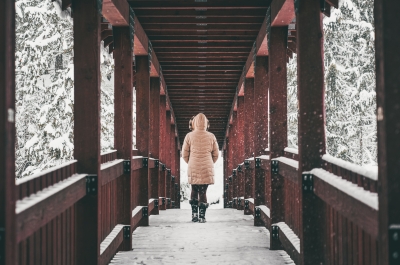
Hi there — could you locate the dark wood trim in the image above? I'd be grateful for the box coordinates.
[100,159,124,186]
[16,174,87,243]
[134,56,150,226]
[113,26,134,251]
[297,1,327,263]
[0,0,16,263]
[72,0,102,263]
[99,225,125,265]
[375,1,400,262]
[313,172,378,239]
[269,26,288,250]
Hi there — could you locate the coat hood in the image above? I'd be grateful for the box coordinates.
[192,113,208,131]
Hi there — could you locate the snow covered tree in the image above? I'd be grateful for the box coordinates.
[324,0,376,165]
[287,0,376,166]
[15,0,118,178]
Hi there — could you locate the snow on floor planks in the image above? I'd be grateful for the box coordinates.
[109,209,295,265]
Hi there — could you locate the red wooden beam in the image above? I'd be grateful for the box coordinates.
[159,96,167,211]
[253,56,269,225]
[102,0,129,26]
[149,77,160,215]
[297,0,326,263]
[0,0,16,263]
[129,1,270,9]
[271,0,295,26]
[113,26,133,250]
[72,0,101,263]
[133,16,149,55]
[134,55,150,226]
[269,26,288,250]
[244,78,255,215]
[256,15,268,56]
[375,0,400,263]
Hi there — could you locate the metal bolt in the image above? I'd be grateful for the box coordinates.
[393,232,399,241]
[304,186,308,191]
[393,252,399,259]
[92,177,95,181]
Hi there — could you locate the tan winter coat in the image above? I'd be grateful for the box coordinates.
[182,113,219,185]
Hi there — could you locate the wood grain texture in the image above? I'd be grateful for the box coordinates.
[16,174,87,243]
[297,1,326,263]
[72,0,102,263]
[0,0,16,261]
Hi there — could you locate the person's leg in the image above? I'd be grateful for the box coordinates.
[198,184,208,203]
[189,185,199,222]
[198,185,209,223]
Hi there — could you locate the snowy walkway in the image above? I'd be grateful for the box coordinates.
[109,209,295,265]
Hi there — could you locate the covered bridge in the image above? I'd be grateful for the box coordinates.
[1,0,399,264]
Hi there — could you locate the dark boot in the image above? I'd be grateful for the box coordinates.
[199,202,209,223]
[189,199,199,222]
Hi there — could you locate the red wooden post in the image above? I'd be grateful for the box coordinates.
[254,56,269,225]
[237,96,245,210]
[224,141,229,208]
[134,55,150,226]
[375,0,400,263]
[149,77,160,215]
[230,112,238,208]
[269,26,288,250]
[113,26,133,250]
[73,0,102,263]
[0,0,16,264]
[165,111,172,208]
[297,1,326,263]
[175,139,181,208]
[170,124,176,207]
[159,96,167,210]
[244,78,255,215]
[229,113,236,207]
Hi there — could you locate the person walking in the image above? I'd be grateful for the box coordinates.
[182,113,219,223]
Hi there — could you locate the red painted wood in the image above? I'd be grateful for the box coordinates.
[297,0,326,263]
[170,124,176,206]
[375,0,400,263]
[0,0,16,263]
[72,0,102,263]
[254,56,269,224]
[165,111,172,208]
[230,112,237,206]
[113,25,134,248]
[134,55,150,226]
[159,96,167,210]
[244,78,255,215]
[175,138,181,208]
[149,77,160,215]
[236,96,245,210]
[269,26,288,250]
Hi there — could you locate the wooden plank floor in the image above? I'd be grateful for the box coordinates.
[110,209,295,264]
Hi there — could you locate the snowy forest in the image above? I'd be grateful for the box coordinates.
[15,0,376,182]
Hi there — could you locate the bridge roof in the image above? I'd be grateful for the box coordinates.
[129,0,270,148]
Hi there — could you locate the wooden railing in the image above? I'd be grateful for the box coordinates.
[13,150,179,265]
[228,148,380,264]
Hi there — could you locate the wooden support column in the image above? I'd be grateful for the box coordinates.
[165,111,172,208]
[237,96,245,210]
[222,145,230,208]
[159,96,167,210]
[269,26,288,250]
[254,56,269,225]
[0,0,16,264]
[113,26,133,250]
[231,112,238,208]
[73,0,101,263]
[375,0,400,263]
[134,55,150,226]
[149,77,160,215]
[175,139,181,208]
[244,78,255,215]
[297,1,326,263]
[170,124,176,207]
